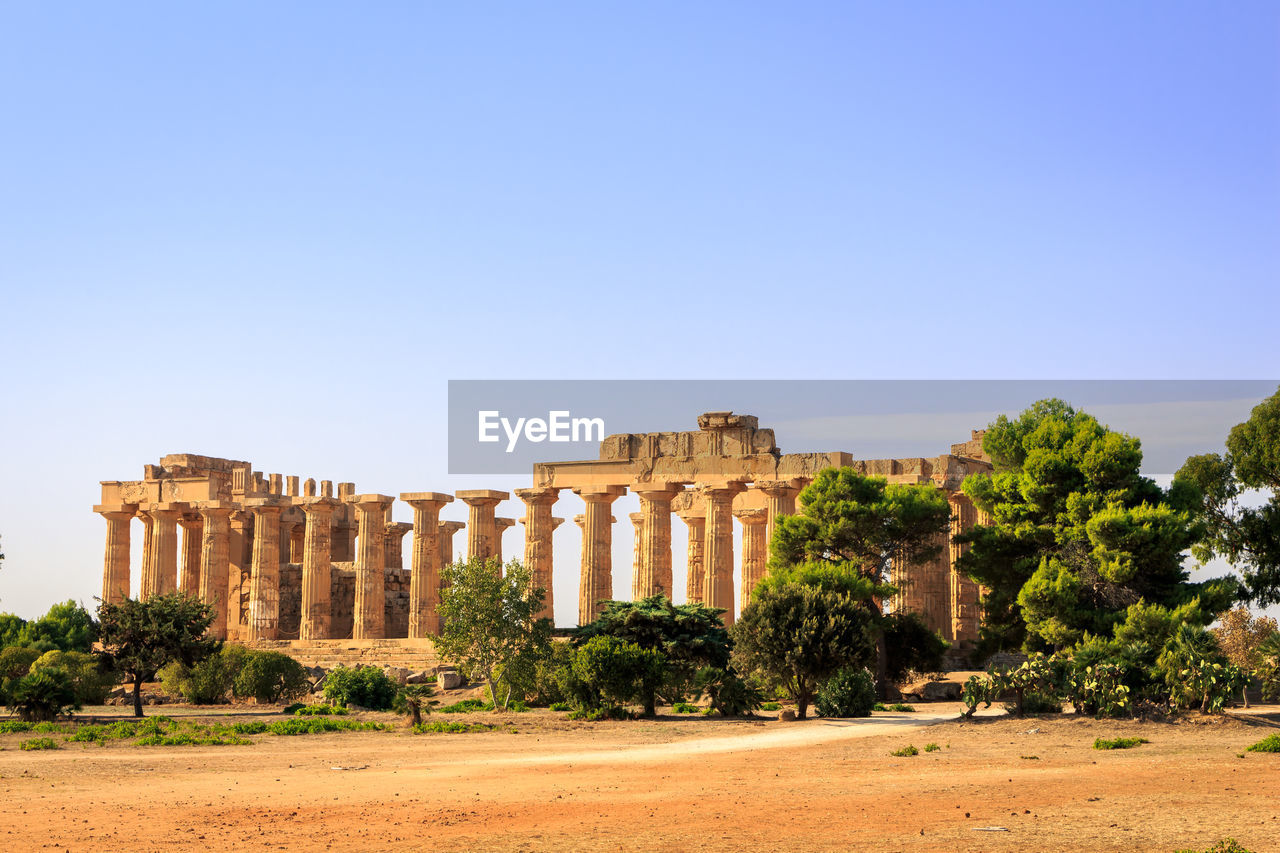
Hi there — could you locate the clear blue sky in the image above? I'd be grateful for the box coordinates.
[0,3,1276,619]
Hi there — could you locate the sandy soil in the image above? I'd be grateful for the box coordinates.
[3,703,1279,853]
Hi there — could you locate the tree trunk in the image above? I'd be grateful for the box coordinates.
[132,677,144,718]
[410,705,422,727]
[1242,686,1250,709]
[485,672,498,712]
[874,632,889,699]
[796,695,809,720]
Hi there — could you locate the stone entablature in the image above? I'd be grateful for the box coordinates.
[95,412,994,646]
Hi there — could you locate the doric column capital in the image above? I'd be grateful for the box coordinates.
[756,478,805,498]
[245,496,289,516]
[144,502,183,521]
[495,517,517,531]
[298,496,340,516]
[514,486,560,506]
[94,503,137,521]
[631,483,684,502]
[573,485,626,505]
[456,489,509,509]
[699,481,747,500]
[195,500,235,520]
[439,519,466,535]
[733,507,768,525]
[401,491,455,511]
[347,493,395,513]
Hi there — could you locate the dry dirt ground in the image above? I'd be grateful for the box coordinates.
[3,702,1279,853]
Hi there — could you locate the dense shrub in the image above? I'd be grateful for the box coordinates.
[10,667,79,721]
[570,635,666,715]
[696,667,763,716]
[0,646,42,706]
[882,612,949,682]
[233,650,310,704]
[1245,733,1280,753]
[20,737,60,751]
[159,645,245,704]
[1007,690,1062,715]
[30,650,115,705]
[815,667,876,718]
[322,665,398,711]
[1093,736,1149,750]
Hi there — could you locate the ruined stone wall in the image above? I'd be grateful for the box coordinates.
[275,562,412,640]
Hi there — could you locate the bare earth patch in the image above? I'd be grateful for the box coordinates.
[3,704,1279,852]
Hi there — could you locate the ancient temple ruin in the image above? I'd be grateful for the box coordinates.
[93,413,993,654]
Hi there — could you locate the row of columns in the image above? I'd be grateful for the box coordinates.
[97,477,809,640]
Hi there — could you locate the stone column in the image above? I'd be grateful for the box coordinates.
[757,478,805,553]
[573,486,624,625]
[734,507,768,612]
[701,483,745,625]
[494,517,516,564]
[95,504,135,604]
[245,499,286,640]
[349,494,394,640]
[226,509,251,642]
[632,484,683,600]
[178,513,203,595]
[289,520,306,563]
[298,497,338,641]
[515,487,559,621]
[948,491,982,646]
[196,503,233,640]
[142,504,181,599]
[438,519,465,569]
[457,490,509,564]
[676,507,706,604]
[384,522,413,570]
[279,517,300,565]
[630,513,643,596]
[401,492,453,638]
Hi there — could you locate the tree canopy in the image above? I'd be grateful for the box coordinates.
[434,557,551,711]
[1175,385,1280,605]
[957,398,1236,652]
[97,594,218,717]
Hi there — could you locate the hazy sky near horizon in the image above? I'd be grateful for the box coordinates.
[1,3,1277,620]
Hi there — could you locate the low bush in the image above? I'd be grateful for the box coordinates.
[1005,691,1061,716]
[890,744,918,757]
[394,684,436,726]
[1245,733,1280,753]
[1094,736,1149,750]
[548,701,570,712]
[437,697,492,714]
[567,706,630,721]
[924,743,941,752]
[672,702,700,714]
[265,717,389,736]
[1173,840,1254,853]
[285,703,347,716]
[413,721,496,734]
[19,737,59,751]
[234,650,310,704]
[0,720,33,733]
[322,665,398,711]
[760,701,780,711]
[815,668,876,718]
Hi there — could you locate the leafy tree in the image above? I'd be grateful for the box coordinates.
[0,646,42,707]
[96,594,218,717]
[0,612,25,647]
[1176,386,1280,605]
[769,467,951,686]
[570,635,666,715]
[574,595,731,708]
[19,600,97,652]
[159,645,246,704]
[434,557,551,711]
[1211,608,1278,707]
[957,399,1235,652]
[882,611,949,682]
[731,582,877,719]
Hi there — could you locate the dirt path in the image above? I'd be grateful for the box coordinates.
[4,708,1279,852]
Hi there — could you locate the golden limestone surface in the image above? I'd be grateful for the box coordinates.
[94,415,991,649]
